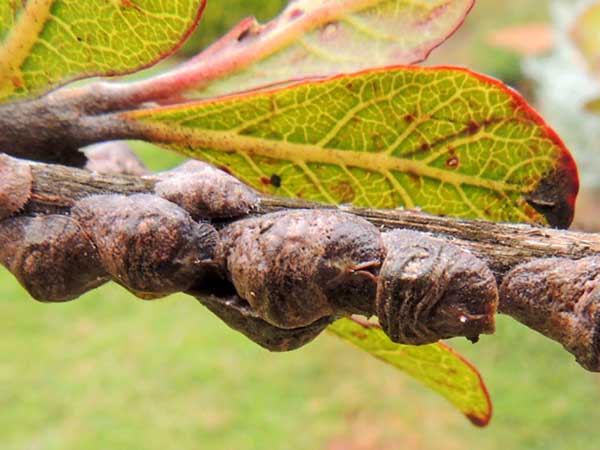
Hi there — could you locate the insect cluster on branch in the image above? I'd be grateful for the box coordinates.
[0,152,599,371]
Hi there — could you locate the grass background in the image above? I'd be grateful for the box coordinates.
[3,0,600,449]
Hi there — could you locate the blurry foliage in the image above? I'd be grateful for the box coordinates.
[426,0,550,83]
[571,1,600,115]
[571,1,600,74]
[524,0,600,190]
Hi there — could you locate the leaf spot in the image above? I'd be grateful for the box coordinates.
[446,155,460,169]
[372,134,385,151]
[466,121,481,135]
[11,76,23,89]
[270,174,282,187]
[331,181,355,203]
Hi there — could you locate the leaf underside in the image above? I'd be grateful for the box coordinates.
[328,318,492,427]
[0,0,206,102]
[124,65,578,227]
[184,0,475,99]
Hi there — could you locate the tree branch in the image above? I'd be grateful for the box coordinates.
[10,156,599,278]
[0,86,144,166]
[2,154,600,370]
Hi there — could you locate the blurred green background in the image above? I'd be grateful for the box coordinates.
[3,1,600,449]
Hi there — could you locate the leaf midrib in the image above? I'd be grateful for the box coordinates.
[135,120,532,195]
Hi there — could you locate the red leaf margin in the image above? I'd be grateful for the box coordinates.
[14,0,207,99]
[412,0,476,66]
[127,0,208,75]
[437,340,493,427]
[448,66,579,229]
[78,0,209,79]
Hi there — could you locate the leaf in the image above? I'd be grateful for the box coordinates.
[0,0,206,102]
[136,0,475,100]
[327,318,492,427]
[122,66,578,227]
[197,0,475,97]
[572,2,600,74]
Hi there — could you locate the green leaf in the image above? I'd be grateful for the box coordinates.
[143,0,475,100]
[122,66,578,227]
[327,318,492,427]
[572,2,600,74]
[0,0,206,102]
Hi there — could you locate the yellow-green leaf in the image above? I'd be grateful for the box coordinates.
[0,0,206,102]
[178,0,475,99]
[122,66,578,227]
[327,318,492,427]
[572,2,600,74]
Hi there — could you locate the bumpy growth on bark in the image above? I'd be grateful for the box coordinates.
[0,155,497,349]
[377,230,497,345]
[501,257,600,372]
[0,154,599,372]
[0,154,32,220]
[0,215,108,302]
[219,210,384,329]
[152,161,260,220]
[73,194,219,299]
